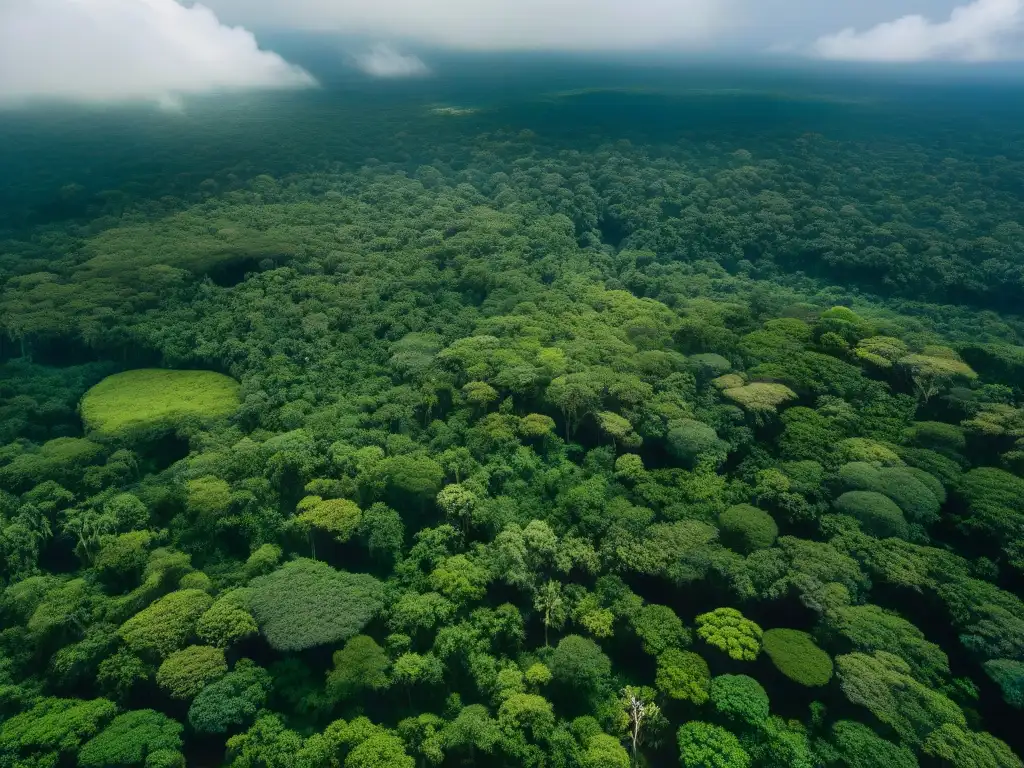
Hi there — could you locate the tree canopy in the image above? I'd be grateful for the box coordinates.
[80,369,239,437]
[761,629,833,687]
[0,66,1022,768]
[247,559,385,652]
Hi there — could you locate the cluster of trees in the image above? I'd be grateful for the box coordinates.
[0,82,1023,767]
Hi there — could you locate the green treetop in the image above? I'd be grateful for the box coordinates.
[80,369,239,437]
[709,674,770,725]
[119,589,213,658]
[761,629,832,687]
[676,722,750,768]
[156,645,228,700]
[655,649,711,704]
[77,709,184,768]
[718,504,778,553]
[247,559,384,652]
[695,608,763,661]
[188,658,272,734]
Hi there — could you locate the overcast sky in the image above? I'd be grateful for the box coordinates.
[0,0,1021,106]
[205,0,982,51]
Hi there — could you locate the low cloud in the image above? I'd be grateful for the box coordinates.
[206,0,732,51]
[812,0,1023,62]
[0,0,315,107]
[354,44,429,77]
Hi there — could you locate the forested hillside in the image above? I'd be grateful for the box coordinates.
[1,78,1024,768]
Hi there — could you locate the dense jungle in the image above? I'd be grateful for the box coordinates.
[1,60,1024,768]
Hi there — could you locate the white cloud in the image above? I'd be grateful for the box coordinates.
[0,0,315,107]
[205,0,733,51]
[812,0,1023,61]
[354,44,429,77]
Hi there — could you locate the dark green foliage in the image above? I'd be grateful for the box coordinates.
[631,604,690,656]
[49,623,119,686]
[188,659,272,734]
[0,360,117,444]
[0,697,116,762]
[156,646,228,700]
[223,715,303,768]
[95,530,154,585]
[666,419,724,467]
[580,733,630,768]
[837,463,942,526]
[718,504,778,553]
[119,589,213,658]
[709,674,770,725]
[686,354,732,381]
[922,724,1022,768]
[906,467,947,505]
[937,576,1024,662]
[1,71,1023,768]
[825,604,949,686]
[327,635,391,700]
[243,545,282,578]
[676,721,750,768]
[957,467,1024,570]
[196,592,258,648]
[828,720,918,768]
[777,407,841,464]
[761,629,832,687]
[247,559,385,651]
[985,660,1024,709]
[360,503,405,567]
[0,437,104,491]
[897,447,963,488]
[549,635,612,693]
[656,649,711,704]
[78,710,184,768]
[836,651,966,745]
[905,421,967,455]
[834,491,910,539]
[97,648,153,700]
